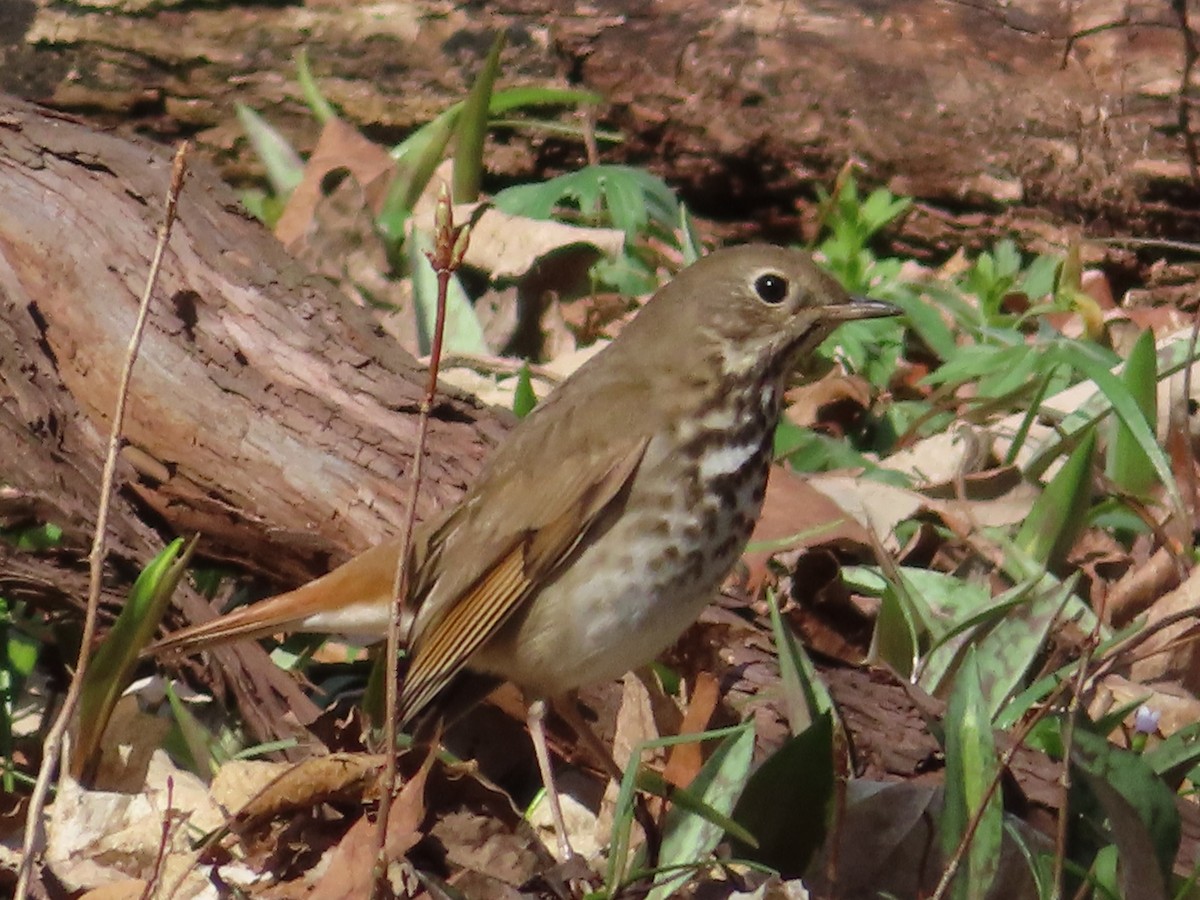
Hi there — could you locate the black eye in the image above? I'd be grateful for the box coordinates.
[754,273,789,305]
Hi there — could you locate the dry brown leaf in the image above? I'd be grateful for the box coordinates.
[1127,564,1200,691]
[1107,547,1180,627]
[274,117,394,248]
[411,201,624,281]
[77,880,147,900]
[1092,674,1200,742]
[784,371,874,430]
[308,748,435,900]
[228,753,383,836]
[661,671,719,791]
[45,750,218,895]
[743,466,874,593]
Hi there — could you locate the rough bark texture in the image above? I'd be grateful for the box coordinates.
[3,0,1199,269]
[0,95,508,744]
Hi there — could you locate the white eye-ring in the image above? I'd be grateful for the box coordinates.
[753,272,789,305]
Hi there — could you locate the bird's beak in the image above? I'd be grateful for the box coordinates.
[823,296,903,321]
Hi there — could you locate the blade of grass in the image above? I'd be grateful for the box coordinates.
[1105,329,1158,496]
[295,49,338,124]
[71,537,197,782]
[452,32,505,203]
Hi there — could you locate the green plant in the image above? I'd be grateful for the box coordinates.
[494,164,689,294]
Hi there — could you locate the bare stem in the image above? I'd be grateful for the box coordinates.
[372,184,470,897]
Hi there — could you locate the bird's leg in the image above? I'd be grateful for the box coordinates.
[527,697,577,862]
[553,692,662,869]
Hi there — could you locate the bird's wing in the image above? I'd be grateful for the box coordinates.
[398,436,648,724]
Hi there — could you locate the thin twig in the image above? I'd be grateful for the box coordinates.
[138,776,177,900]
[372,184,473,897]
[15,143,190,900]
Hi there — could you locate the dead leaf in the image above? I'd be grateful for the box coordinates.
[785,371,874,430]
[77,880,147,900]
[45,750,218,895]
[412,201,624,281]
[1092,674,1200,741]
[743,466,874,593]
[228,753,383,837]
[274,117,394,248]
[308,748,435,900]
[1127,564,1200,692]
[661,672,719,791]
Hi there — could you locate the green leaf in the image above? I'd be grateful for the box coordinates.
[767,588,834,734]
[940,650,1003,900]
[295,49,337,124]
[163,680,222,776]
[512,361,538,418]
[1141,720,1200,787]
[1014,427,1096,568]
[380,113,457,238]
[1105,329,1159,496]
[960,574,1081,719]
[453,32,506,203]
[729,715,835,877]
[1,598,40,793]
[1070,729,1179,899]
[487,85,603,114]
[644,724,755,899]
[1032,341,1183,522]
[493,165,679,240]
[865,569,923,678]
[72,537,197,783]
[236,104,304,199]
[678,204,703,265]
[605,724,754,892]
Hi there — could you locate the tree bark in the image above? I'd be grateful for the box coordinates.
[0,95,508,745]
[3,0,1199,272]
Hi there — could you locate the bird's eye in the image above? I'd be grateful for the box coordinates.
[753,273,789,305]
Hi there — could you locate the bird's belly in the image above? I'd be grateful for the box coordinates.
[471,488,758,697]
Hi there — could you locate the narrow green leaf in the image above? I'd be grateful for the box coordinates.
[236,104,304,199]
[940,650,1003,900]
[1071,729,1179,899]
[73,537,197,782]
[678,204,703,264]
[605,724,752,891]
[487,85,602,114]
[295,49,337,124]
[767,588,833,734]
[645,724,755,900]
[729,714,835,877]
[1014,427,1096,568]
[452,32,506,203]
[512,361,538,418]
[164,680,222,776]
[1142,720,1200,786]
[865,571,923,678]
[1034,341,1184,521]
[1106,329,1158,496]
[380,113,457,237]
[634,766,757,847]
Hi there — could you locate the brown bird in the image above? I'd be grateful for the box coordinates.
[151,244,898,858]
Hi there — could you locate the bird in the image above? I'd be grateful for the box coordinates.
[149,243,899,861]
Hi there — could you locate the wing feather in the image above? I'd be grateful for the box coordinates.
[398,438,647,724]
